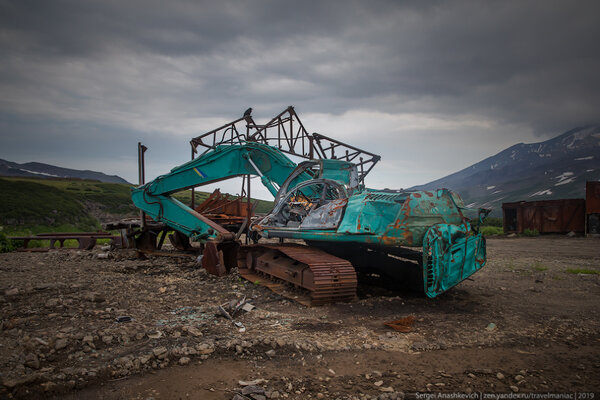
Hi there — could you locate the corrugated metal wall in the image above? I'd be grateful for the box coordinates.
[502,199,585,234]
[586,181,600,235]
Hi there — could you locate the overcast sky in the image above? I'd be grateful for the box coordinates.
[1,0,599,199]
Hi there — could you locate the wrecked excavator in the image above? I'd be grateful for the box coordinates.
[131,107,490,305]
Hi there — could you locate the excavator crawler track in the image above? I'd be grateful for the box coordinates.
[239,244,357,306]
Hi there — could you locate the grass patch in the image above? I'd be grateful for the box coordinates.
[0,232,16,253]
[522,228,539,237]
[565,268,599,275]
[480,226,503,236]
[531,262,548,271]
[1,177,136,214]
[505,260,517,271]
[481,217,502,227]
[505,259,534,275]
[0,177,274,239]
[0,177,128,233]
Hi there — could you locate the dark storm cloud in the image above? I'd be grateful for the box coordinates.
[0,0,599,189]
[2,0,598,131]
[0,0,400,56]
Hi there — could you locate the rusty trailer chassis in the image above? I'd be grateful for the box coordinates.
[9,232,121,251]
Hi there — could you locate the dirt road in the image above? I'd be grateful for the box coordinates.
[1,236,598,399]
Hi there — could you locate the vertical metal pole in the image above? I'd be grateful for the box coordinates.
[246,174,251,245]
[289,115,293,152]
[191,146,195,210]
[138,142,148,228]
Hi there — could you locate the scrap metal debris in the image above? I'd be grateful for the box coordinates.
[216,297,255,332]
[384,315,415,332]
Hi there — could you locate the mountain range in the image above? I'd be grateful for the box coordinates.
[0,159,129,184]
[2,125,599,213]
[412,125,600,215]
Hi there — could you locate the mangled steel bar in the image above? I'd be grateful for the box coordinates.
[190,106,380,182]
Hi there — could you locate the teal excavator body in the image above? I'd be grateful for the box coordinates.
[132,139,489,298]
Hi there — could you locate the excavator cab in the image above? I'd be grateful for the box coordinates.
[257,178,348,229]
[257,158,358,230]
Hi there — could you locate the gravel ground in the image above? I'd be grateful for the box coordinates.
[0,236,598,399]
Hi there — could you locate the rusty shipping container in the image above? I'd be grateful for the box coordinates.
[586,181,600,235]
[502,199,585,234]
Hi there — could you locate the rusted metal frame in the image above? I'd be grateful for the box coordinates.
[249,107,314,158]
[311,133,380,182]
[218,125,242,147]
[312,133,379,160]
[310,137,377,175]
[293,108,312,157]
[286,107,312,156]
[261,107,312,157]
[197,190,248,217]
[190,116,245,147]
[254,112,307,156]
[156,228,168,250]
[188,106,380,180]
[280,114,299,154]
[358,159,378,182]
[311,136,373,180]
[209,125,242,149]
[312,138,329,160]
[36,232,114,237]
[246,174,251,244]
[9,233,119,250]
[203,198,242,215]
[191,146,195,210]
[320,143,365,166]
[249,106,292,142]
[190,115,255,152]
[195,189,227,213]
[183,208,232,236]
[138,142,148,228]
[239,175,247,198]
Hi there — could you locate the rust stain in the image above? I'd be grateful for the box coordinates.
[384,315,415,332]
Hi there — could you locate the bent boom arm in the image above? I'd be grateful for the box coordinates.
[131,143,302,241]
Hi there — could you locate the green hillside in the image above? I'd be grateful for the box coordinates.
[0,177,273,235]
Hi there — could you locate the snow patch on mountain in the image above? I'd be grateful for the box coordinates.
[565,127,596,149]
[555,177,576,186]
[20,169,61,178]
[410,124,600,215]
[530,189,553,197]
[554,172,575,186]
[0,158,129,183]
